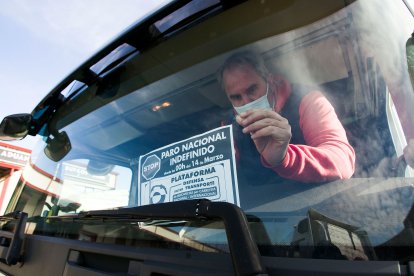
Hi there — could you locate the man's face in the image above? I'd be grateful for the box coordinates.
[222,64,268,107]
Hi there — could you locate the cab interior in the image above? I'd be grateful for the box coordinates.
[54,0,409,181]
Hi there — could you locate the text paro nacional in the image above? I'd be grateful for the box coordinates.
[159,131,226,165]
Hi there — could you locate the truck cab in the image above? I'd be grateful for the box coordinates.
[1,0,414,275]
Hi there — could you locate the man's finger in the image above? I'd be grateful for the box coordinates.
[238,109,284,126]
[250,125,291,141]
[242,118,289,134]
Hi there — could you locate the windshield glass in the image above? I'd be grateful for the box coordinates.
[8,0,414,262]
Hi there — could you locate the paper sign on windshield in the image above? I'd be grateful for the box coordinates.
[138,125,239,206]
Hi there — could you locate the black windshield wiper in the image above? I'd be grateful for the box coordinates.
[0,211,27,265]
[62,199,267,276]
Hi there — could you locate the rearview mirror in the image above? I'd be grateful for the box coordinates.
[0,113,32,141]
[44,131,72,162]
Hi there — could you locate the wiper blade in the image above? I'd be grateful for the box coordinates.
[63,199,268,276]
[0,211,27,265]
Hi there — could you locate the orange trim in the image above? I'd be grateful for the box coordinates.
[0,161,22,170]
[30,162,63,184]
[0,169,14,206]
[0,142,31,153]
[22,178,60,199]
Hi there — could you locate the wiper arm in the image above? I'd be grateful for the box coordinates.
[71,199,267,276]
[0,211,27,265]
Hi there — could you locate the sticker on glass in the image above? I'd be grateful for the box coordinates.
[138,125,239,206]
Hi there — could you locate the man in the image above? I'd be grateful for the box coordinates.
[217,51,355,184]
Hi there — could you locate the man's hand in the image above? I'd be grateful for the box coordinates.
[236,109,291,166]
[403,139,414,169]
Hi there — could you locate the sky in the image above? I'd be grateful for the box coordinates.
[0,0,170,150]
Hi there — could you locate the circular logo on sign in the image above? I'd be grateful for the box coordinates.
[142,154,161,180]
[150,185,167,204]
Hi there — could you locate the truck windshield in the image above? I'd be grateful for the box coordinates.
[6,0,414,262]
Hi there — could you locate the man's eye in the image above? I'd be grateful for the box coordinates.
[247,84,258,94]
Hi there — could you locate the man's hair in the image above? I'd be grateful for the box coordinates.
[216,51,270,91]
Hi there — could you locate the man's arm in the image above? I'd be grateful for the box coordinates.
[263,91,355,182]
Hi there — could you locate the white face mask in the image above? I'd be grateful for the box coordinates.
[233,82,272,114]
